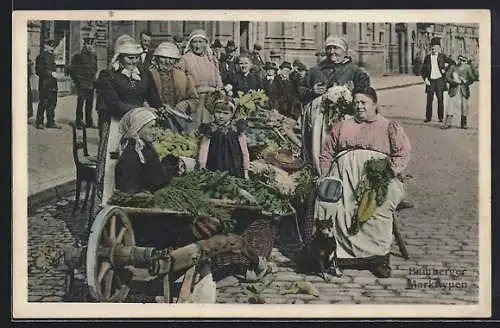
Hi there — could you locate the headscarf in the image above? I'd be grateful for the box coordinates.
[150,42,181,71]
[183,29,218,66]
[110,34,143,81]
[119,107,157,164]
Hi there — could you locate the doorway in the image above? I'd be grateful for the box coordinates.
[240,21,250,52]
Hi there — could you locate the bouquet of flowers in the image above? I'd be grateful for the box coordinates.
[321,84,355,126]
[234,89,269,118]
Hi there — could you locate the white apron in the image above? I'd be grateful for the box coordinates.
[314,149,405,259]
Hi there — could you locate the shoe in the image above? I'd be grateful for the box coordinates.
[440,125,451,130]
[46,123,62,129]
[461,115,468,129]
[396,200,414,211]
[424,119,431,123]
[439,119,443,123]
[369,263,392,278]
[35,123,45,130]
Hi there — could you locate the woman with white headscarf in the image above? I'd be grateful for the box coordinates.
[149,41,200,133]
[115,107,172,193]
[95,34,163,119]
[178,30,224,129]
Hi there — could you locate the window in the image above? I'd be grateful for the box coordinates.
[359,23,362,39]
[388,23,392,43]
[372,23,376,41]
[379,31,384,43]
[342,22,347,35]
[301,23,305,38]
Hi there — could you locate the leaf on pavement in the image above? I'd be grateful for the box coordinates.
[281,280,319,297]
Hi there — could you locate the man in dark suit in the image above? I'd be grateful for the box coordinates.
[138,30,154,69]
[69,37,98,129]
[35,39,60,129]
[262,61,278,96]
[420,37,453,123]
[220,40,238,85]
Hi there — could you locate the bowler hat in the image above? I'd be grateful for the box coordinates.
[83,37,95,44]
[430,37,441,46]
[264,61,278,71]
[280,61,292,70]
[295,61,307,71]
[45,39,57,47]
[212,39,223,48]
[225,40,237,52]
[253,44,262,51]
[174,35,183,42]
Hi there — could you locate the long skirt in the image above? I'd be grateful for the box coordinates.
[314,149,405,259]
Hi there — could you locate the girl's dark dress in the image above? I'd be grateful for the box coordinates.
[199,120,246,179]
[115,139,171,193]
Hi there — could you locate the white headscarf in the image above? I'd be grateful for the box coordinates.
[110,34,143,81]
[119,107,157,164]
[183,29,218,66]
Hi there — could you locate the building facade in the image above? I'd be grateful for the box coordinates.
[27,20,479,100]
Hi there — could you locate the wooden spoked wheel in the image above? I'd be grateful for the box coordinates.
[87,206,136,302]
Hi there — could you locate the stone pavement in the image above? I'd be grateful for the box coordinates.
[27,74,423,200]
[26,81,481,305]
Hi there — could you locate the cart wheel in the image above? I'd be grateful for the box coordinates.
[87,206,136,302]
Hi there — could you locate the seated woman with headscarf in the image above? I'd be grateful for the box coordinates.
[149,42,200,133]
[316,87,411,278]
[95,35,163,119]
[178,30,224,130]
[115,108,172,193]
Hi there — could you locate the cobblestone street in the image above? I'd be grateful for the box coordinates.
[27,83,481,305]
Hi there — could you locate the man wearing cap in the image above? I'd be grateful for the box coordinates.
[219,40,238,85]
[35,39,60,129]
[291,59,307,93]
[69,37,98,129]
[269,61,302,120]
[138,30,154,69]
[249,43,266,79]
[299,35,370,104]
[211,39,223,61]
[262,61,278,96]
[174,35,184,54]
[442,54,477,129]
[420,37,454,123]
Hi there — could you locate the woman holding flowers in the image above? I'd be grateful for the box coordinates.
[197,91,250,179]
[316,87,411,278]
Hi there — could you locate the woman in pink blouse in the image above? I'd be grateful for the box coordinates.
[178,29,223,130]
[320,87,411,177]
[316,87,411,279]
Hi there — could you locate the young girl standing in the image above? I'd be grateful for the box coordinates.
[197,92,250,179]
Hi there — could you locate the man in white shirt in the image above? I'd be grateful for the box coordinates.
[420,37,453,123]
[138,30,154,69]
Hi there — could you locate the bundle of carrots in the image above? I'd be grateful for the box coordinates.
[349,158,395,235]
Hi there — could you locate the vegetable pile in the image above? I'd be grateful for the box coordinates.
[235,89,269,118]
[108,170,293,233]
[153,129,199,159]
[349,158,395,235]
